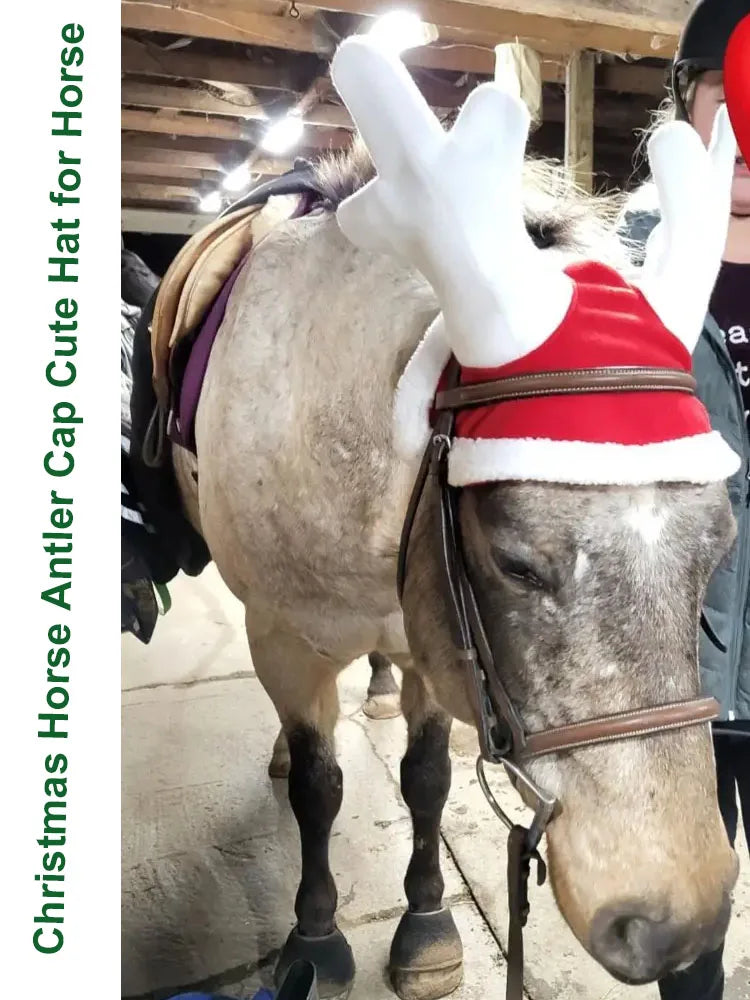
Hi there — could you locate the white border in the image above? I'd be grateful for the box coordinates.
[4,5,120,997]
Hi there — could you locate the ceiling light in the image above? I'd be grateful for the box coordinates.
[199,190,222,213]
[261,114,304,155]
[368,11,437,54]
[223,163,251,192]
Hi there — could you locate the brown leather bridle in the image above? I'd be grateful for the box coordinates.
[397,359,720,1000]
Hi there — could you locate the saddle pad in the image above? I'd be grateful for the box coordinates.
[172,253,249,452]
[150,197,297,399]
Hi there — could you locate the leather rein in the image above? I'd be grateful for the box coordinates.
[396,360,720,1000]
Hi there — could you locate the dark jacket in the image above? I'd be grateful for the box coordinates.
[621,201,750,721]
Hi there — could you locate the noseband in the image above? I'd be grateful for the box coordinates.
[397,358,719,1000]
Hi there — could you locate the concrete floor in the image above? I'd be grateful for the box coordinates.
[123,566,750,1000]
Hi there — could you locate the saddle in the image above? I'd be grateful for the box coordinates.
[149,161,326,429]
[128,161,330,591]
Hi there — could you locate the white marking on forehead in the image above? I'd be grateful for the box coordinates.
[623,502,668,546]
[574,551,589,581]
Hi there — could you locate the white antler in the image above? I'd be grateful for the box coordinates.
[638,106,736,352]
[330,37,574,368]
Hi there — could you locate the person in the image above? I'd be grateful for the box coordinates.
[620,1,750,997]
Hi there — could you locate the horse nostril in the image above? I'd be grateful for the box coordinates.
[589,897,730,984]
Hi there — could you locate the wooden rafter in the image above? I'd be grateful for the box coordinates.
[122,108,251,139]
[122,3,334,55]
[122,181,201,202]
[565,50,595,192]
[122,79,354,127]
[121,35,301,91]
[120,0,675,215]
[122,161,223,181]
[122,0,685,58]
[121,144,230,171]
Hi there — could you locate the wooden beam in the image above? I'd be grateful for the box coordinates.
[121,2,333,55]
[123,79,271,118]
[122,30,662,98]
[122,131,245,153]
[122,181,201,202]
[121,171,207,189]
[407,42,566,79]
[122,155,291,178]
[123,0,684,58]
[598,62,667,95]
[120,141,235,170]
[122,108,250,140]
[302,0,683,57]
[122,34,480,106]
[122,161,222,182]
[121,35,301,91]
[565,50,595,193]
[122,79,354,128]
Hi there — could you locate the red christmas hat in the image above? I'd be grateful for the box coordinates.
[446,260,738,486]
[332,38,740,488]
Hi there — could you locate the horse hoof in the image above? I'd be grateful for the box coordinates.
[362,691,401,720]
[389,909,463,1000]
[275,925,355,999]
[268,730,291,779]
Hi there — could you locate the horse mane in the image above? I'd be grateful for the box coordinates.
[313,135,628,266]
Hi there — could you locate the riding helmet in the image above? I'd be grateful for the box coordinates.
[672,0,750,119]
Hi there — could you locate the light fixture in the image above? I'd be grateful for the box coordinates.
[261,113,304,155]
[199,190,222,213]
[367,11,437,54]
[223,163,251,192]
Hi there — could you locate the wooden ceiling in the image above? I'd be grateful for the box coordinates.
[121,0,691,230]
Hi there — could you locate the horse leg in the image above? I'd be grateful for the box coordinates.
[250,628,355,998]
[389,669,463,1000]
[269,724,291,778]
[271,651,400,777]
[362,651,402,720]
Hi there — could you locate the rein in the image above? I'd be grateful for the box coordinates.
[397,360,720,1000]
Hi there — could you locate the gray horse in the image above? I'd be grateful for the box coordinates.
[170,47,739,1000]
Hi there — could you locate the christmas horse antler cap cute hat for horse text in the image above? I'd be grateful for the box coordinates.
[330,37,741,487]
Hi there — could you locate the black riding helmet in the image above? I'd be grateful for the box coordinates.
[672,0,750,120]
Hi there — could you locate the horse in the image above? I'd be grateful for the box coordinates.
[163,44,739,1000]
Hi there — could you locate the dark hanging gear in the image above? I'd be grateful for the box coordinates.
[122,297,178,641]
[122,245,160,310]
[672,0,750,120]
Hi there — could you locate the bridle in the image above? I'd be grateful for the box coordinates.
[397,359,720,1000]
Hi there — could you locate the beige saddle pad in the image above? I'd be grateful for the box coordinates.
[150,197,297,404]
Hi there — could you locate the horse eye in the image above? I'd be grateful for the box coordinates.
[493,551,547,590]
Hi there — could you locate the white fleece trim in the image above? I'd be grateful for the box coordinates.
[448,432,740,486]
[393,314,451,461]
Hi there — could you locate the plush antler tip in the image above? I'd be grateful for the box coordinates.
[331,34,399,88]
[646,119,702,168]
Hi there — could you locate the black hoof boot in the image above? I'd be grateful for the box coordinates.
[275,926,355,999]
[389,909,463,1000]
